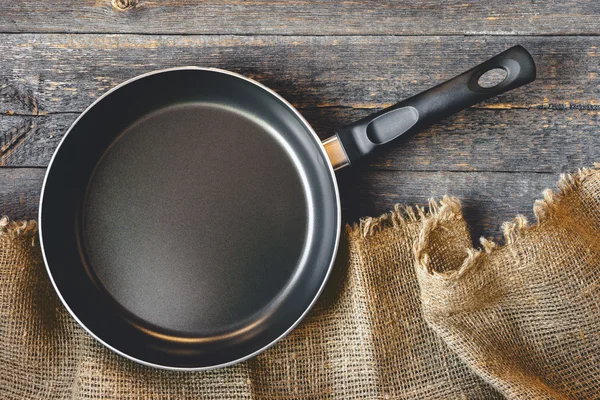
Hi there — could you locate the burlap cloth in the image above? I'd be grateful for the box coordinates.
[1,165,600,399]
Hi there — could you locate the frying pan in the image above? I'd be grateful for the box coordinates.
[40,46,535,370]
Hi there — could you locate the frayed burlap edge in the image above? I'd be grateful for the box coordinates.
[345,195,463,239]
[0,216,37,244]
[346,163,600,282]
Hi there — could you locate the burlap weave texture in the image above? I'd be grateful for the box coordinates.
[1,166,599,399]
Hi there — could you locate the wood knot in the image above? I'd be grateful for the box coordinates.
[111,0,137,11]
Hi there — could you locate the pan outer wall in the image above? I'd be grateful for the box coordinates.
[39,68,341,369]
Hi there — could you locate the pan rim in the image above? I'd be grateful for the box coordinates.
[38,66,342,371]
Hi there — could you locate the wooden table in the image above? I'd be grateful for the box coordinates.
[1,1,599,241]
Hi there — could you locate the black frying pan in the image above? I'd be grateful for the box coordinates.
[40,46,535,370]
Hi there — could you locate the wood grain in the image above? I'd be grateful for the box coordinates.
[0,168,43,221]
[0,167,561,242]
[1,34,598,170]
[0,1,599,35]
[1,35,599,115]
[337,169,559,242]
[2,110,598,173]
[0,114,75,167]
[305,108,600,173]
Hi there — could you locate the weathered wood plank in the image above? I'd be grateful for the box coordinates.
[336,169,560,242]
[2,110,599,173]
[310,108,600,173]
[1,35,599,116]
[1,34,598,171]
[0,1,599,35]
[0,168,43,220]
[0,168,563,242]
[0,113,75,167]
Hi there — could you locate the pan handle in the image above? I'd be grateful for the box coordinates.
[324,45,536,170]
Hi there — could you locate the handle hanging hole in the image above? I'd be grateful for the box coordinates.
[477,68,508,88]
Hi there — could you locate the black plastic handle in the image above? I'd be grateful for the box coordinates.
[334,45,536,164]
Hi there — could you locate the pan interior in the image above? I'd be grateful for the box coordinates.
[82,102,311,335]
[40,69,339,368]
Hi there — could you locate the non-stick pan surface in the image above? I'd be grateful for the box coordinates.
[40,68,341,369]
